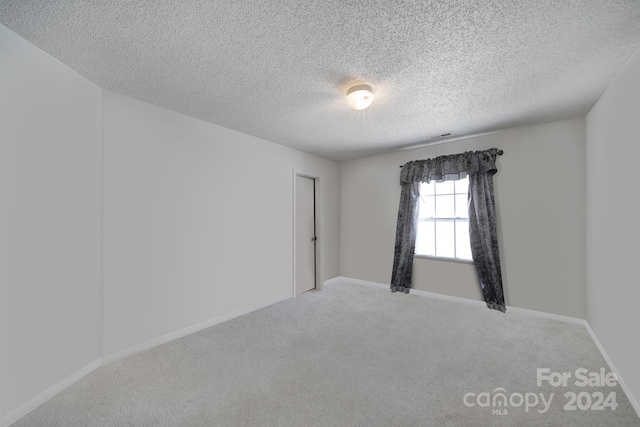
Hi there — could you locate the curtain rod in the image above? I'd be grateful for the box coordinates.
[399,149,503,167]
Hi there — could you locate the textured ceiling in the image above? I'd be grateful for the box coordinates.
[2,1,640,161]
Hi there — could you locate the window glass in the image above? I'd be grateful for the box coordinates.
[435,180,454,195]
[415,177,472,261]
[435,195,455,217]
[416,220,435,256]
[420,181,435,196]
[455,194,468,218]
[455,221,472,260]
[455,177,469,194]
[435,221,455,258]
[419,195,435,218]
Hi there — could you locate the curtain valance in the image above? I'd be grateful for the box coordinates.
[399,148,499,184]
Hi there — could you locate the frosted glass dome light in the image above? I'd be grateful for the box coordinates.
[346,84,374,110]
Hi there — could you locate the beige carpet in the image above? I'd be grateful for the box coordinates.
[11,281,640,426]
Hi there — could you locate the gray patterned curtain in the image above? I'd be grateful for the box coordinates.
[390,148,505,312]
[390,181,421,294]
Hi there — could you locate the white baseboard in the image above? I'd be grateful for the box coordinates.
[5,282,638,424]
[102,292,293,364]
[0,359,102,427]
[505,305,586,325]
[1,292,293,427]
[323,276,349,287]
[327,276,639,418]
[329,276,486,307]
[585,322,640,418]
[328,276,584,324]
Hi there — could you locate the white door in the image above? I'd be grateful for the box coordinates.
[295,176,316,295]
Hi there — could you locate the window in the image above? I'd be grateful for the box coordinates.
[415,177,472,261]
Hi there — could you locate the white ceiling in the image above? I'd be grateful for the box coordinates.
[2,1,640,161]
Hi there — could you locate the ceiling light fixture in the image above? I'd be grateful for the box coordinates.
[346,84,374,110]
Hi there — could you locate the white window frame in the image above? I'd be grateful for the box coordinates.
[415,177,473,263]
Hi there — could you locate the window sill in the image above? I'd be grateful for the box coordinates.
[413,254,474,265]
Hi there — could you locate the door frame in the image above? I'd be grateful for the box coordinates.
[292,169,323,297]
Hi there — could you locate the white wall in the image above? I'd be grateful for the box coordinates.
[102,91,340,355]
[0,25,102,418]
[586,48,640,410]
[340,118,587,318]
[0,24,340,421]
